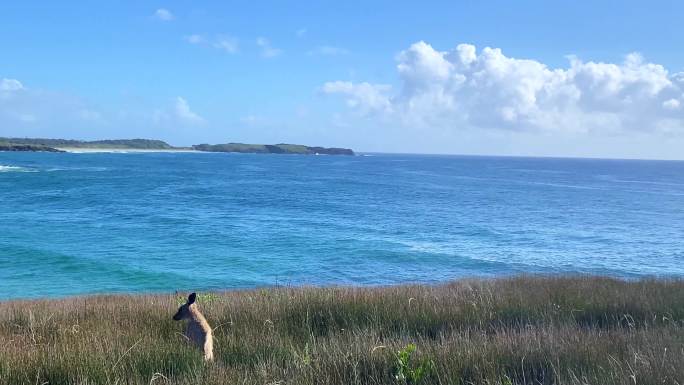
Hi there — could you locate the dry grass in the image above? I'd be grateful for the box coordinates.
[1,275,683,385]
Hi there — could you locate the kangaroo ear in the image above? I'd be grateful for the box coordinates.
[188,292,197,304]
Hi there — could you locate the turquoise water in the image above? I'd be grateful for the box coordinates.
[1,152,683,299]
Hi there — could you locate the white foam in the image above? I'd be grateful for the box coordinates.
[0,165,36,173]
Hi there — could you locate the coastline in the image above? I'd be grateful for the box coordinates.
[1,273,681,303]
[55,147,200,153]
[1,138,355,155]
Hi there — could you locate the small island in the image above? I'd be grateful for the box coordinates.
[0,137,355,155]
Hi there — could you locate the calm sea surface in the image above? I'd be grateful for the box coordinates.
[1,152,683,299]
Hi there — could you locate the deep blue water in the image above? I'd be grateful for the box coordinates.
[1,152,683,299]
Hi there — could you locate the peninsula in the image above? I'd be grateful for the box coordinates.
[192,142,354,155]
[0,137,355,155]
[0,141,65,152]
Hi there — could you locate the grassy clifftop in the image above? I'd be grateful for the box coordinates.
[1,276,683,385]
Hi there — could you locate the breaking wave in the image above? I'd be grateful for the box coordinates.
[0,165,36,173]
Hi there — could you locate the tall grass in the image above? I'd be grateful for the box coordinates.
[1,276,683,384]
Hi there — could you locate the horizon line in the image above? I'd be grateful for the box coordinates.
[3,135,682,162]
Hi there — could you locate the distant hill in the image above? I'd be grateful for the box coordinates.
[0,137,354,155]
[192,143,354,155]
[0,141,64,152]
[0,138,173,150]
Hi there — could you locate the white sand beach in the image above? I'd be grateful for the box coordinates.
[56,148,200,153]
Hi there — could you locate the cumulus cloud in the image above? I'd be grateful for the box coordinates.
[152,97,205,127]
[174,97,204,123]
[323,41,684,134]
[256,37,282,58]
[154,8,174,21]
[663,98,681,110]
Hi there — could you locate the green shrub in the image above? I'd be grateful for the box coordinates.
[394,344,435,384]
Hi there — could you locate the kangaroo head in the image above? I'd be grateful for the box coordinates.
[173,292,196,321]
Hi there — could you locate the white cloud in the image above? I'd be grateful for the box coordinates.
[213,36,239,53]
[1,78,25,102]
[663,98,681,110]
[322,81,392,113]
[308,46,350,56]
[1,78,24,92]
[323,41,684,134]
[256,37,282,58]
[296,28,307,38]
[185,34,239,54]
[154,8,174,21]
[174,97,204,123]
[0,77,108,135]
[0,77,208,140]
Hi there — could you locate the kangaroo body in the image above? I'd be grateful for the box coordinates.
[173,293,214,361]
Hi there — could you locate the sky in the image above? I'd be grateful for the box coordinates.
[1,1,684,159]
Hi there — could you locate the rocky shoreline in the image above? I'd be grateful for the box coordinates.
[0,143,64,152]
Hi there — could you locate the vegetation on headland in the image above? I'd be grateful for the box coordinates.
[192,142,355,155]
[1,275,683,385]
[0,137,355,155]
[0,137,174,150]
[0,140,65,152]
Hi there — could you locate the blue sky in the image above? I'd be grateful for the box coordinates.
[2,1,684,158]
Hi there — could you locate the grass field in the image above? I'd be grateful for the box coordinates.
[1,276,683,385]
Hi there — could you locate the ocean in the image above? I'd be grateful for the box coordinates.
[1,152,683,299]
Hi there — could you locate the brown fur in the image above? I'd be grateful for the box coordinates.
[173,293,214,361]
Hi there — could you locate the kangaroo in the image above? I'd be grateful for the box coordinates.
[172,292,214,362]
